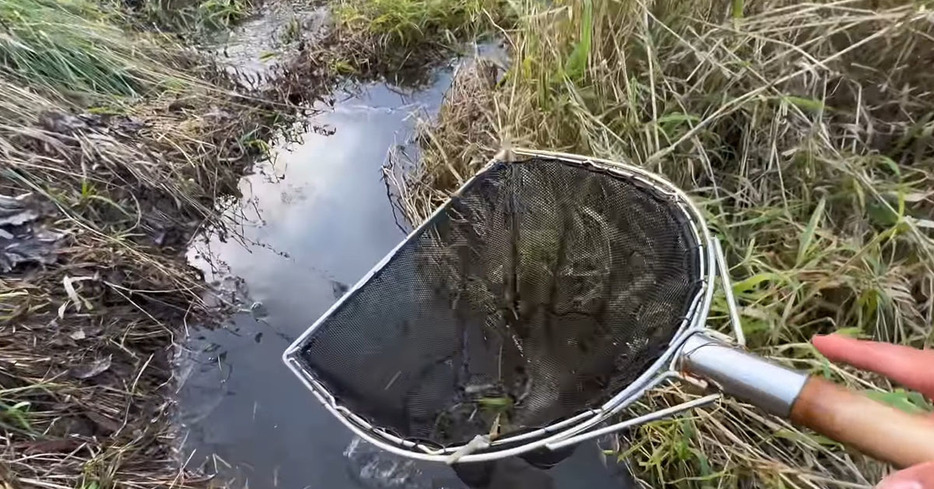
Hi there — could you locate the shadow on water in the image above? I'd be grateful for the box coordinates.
[179,11,635,489]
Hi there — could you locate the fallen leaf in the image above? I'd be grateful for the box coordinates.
[60,275,96,315]
[69,355,112,379]
[909,216,934,229]
[62,276,82,313]
[0,193,39,226]
[0,225,61,272]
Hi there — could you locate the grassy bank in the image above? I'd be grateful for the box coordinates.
[361,0,934,487]
[0,0,283,486]
[272,0,508,90]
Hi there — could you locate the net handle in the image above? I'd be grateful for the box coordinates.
[549,334,934,468]
[789,376,934,467]
[683,334,934,469]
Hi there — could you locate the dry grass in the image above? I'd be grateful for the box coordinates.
[0,1,288,486]
[0,92,277,489]
[398,0,934,487]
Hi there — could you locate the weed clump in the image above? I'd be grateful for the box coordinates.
[336,0,505,50]
[278,0,512,81]
[124,0,255,37]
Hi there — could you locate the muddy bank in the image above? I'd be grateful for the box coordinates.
[0,104,284,489]
[0,7,296,488]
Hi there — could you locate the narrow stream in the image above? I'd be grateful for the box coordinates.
[177,9,635,489]
[179,77,457,488]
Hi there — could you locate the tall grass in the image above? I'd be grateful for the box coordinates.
[399,0,934,486]
[0,0,199,101]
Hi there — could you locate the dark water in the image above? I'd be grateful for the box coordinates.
[179,78,451,487]
[179,13,634,489]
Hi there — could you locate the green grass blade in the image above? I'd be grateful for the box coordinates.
[564,0,592,82]
[796,197,825,267]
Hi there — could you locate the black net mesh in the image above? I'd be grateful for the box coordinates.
[295,157,702,447]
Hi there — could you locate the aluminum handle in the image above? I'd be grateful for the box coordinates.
[679,333,808,417]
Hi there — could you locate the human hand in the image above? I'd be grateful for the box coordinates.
[812,334,934,489]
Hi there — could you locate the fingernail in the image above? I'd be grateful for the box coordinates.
[877,481,923,489]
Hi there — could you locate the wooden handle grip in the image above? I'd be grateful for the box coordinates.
[790,377,934,468]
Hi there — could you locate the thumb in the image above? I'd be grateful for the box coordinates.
[878,462,934,489]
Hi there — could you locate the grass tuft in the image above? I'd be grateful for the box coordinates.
[129,0,254,35]
[336,0,506,49]
[0,0,199,100]
[286,0,516,79]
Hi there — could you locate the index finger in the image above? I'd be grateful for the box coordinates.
[877,461,934,489]
[812,334,934,400]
